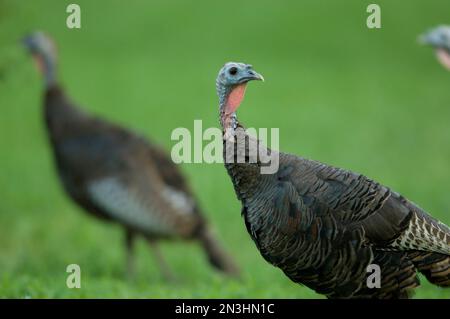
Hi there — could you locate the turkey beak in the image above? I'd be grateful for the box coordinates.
[248,69,264,82]
[239,70,264,83]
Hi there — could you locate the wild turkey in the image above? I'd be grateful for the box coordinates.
[216,62,450,298]
[22,31,239,280]
[420,25,450,70]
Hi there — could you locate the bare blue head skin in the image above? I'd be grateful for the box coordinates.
[420,25,450,52]
[23,31,57,88]
[419,25,450,70]
[216,62,264,135]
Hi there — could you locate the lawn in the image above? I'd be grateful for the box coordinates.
[0,0,449,298]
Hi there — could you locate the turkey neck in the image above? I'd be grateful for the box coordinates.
[34,50,56,89]
[219,90,265,200]
[35,43,89,138]
[44,86,88,143]
[222,128,265,201]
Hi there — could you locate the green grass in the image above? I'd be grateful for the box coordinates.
[0,0,450,298]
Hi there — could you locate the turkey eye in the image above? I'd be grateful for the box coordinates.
[229,67,238,75]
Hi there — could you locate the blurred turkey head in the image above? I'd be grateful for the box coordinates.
[420,25,450,70]
[22,31,57,85]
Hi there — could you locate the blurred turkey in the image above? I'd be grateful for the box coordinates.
[22,31,239,279]
[216,62,450,298]
[420,25,450,70]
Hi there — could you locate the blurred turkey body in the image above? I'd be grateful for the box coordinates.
[24,32,239,278]
[218,62,450,298]
[46,89,200,238]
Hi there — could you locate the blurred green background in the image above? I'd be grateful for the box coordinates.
[1,0,450,298]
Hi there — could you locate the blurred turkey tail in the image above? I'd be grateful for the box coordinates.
[410,252,450,287]
[197,225,240,277]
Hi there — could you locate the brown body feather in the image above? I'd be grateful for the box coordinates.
[224,125,450,298]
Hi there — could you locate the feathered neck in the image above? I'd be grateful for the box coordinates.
[44,86,88,141]
[218,106,280,202]
[222,126,262,201]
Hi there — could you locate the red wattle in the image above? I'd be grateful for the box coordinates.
[436,49,450,70]
[33,55,45,75]
[225,83,247,114]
